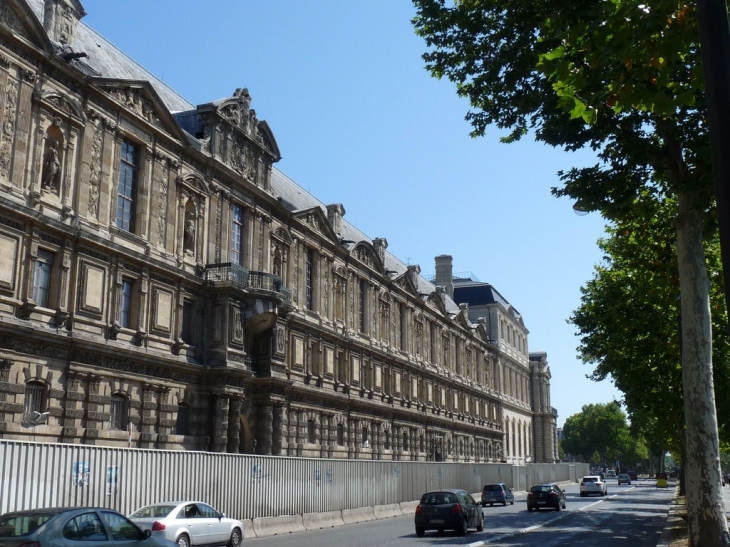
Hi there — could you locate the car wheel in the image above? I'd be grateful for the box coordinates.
[555,503,561,512]
[502,500,507,506]
[527,506,533,512]
[562,502,567,509]
[415,527,425,537]
[176,534,191,547]
[510,500,514,505]
[481,502,486,507]
[458,517,468,536]
[476,517,484,532]
[228,528,242,547]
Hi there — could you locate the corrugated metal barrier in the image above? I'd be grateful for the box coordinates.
[0,440,588,519]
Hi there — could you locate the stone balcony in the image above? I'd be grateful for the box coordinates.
[203,263,292,306]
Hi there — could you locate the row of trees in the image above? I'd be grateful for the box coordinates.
[561,402,650,471]
[412,1,730,545]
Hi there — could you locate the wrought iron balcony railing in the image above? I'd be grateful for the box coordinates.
[203,263,292,306]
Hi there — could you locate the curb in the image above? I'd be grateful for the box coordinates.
[656,483,683,547]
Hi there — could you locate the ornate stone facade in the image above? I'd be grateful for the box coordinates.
[0,0,552,462]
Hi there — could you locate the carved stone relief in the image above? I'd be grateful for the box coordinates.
[0,76,18,181]
[87,123,103,218]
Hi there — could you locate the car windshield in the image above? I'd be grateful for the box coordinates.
[483,485,502,491]
[129,505,178,519]
[0,513,55,537]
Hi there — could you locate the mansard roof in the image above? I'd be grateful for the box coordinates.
[452,278,525,328]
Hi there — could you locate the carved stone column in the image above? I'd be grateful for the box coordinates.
[211,394,230,453]
[272,403,286,456]
[256,400,274,455]
[225,397,242,453]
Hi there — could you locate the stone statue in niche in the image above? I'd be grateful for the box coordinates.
[183,210,196,255]
[41,140,61,191]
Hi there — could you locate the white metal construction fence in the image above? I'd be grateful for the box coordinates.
[0,441,588,520]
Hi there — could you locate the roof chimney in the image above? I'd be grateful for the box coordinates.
[372,237,388,264]
[326,203,345,236]
[43,0,86,48]
[435,254,454,299]
[406,264,421,286]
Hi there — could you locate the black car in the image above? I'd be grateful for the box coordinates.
[627,470,638,481]
[414,489,484,536]
[526,483,567,512]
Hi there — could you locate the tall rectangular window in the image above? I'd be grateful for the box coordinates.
[305,248,314,310]
[33,249,54,307]
[24,382,44,414]
[181,301,193,344]
[116,140,139,232]
[120,279,133,328]
[231,205,244,265]
[399,303,407,351]
[358,279,366,332]
[175,403,191,435]
[110,394,127,430]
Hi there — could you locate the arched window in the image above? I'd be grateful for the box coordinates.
[403,431,409,451]
[383,430,390,450]
[110,394,127,430]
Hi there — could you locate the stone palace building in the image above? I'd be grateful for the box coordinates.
[0,0,558,463]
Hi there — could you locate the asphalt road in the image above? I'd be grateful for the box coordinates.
[244,478,676,547]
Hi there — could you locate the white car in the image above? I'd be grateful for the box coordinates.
[605,470,616,478]
[580,475,608,497]
[130,502,243,547]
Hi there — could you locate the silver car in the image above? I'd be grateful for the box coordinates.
[129,502,243,547]
[0,507,176,547]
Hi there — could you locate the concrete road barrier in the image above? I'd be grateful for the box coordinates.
[241,519,256,540]
[252,515,306,538]
[303,510,346,530]
[374,504,403,519]
[399,501,419,515]
[342,506,377,524]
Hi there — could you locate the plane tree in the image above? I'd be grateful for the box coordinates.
[412,1,727,544]
[561,402,644,467]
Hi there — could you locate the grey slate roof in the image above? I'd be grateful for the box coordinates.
[23,0,459,316]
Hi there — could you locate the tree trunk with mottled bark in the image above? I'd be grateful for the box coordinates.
[676,191,730,547]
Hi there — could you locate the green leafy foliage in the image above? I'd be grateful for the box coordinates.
[562,402,647,465]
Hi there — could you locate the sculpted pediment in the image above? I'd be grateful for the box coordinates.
[293,207,338,242]
[215,88,281,161]
[424,291,448,317]
[93,79,188,141]
[351,242,384,272]
[0,0,53,52]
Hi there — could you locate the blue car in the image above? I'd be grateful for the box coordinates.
[481,483,515,506]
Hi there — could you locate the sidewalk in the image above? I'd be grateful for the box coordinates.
[657,481,730,547]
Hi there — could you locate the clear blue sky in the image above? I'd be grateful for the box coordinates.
[82,0,622,428]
